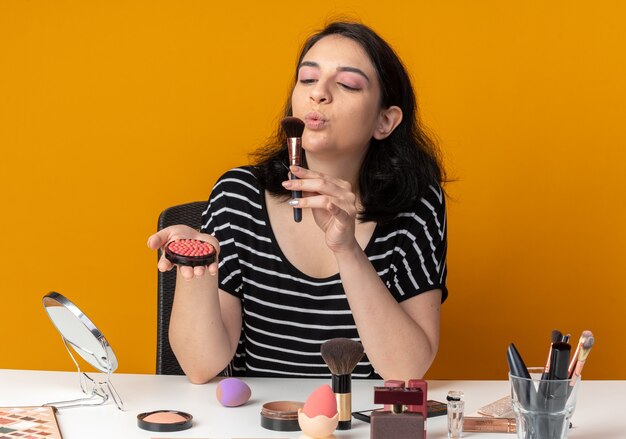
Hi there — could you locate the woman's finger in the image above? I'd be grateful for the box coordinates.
[287,166,352,195]
[178,265,196,280]
[147,229,171,250]
[292,194,357,218]
[157,253,175,272]
[193,265,206,277]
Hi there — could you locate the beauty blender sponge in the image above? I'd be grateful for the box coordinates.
[299,384,339,438]
[302,384,337,418]
[216,378,251,407]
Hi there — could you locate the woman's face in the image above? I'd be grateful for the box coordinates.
[291,35,384,160]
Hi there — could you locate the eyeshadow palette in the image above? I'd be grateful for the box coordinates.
[0,407,62,439]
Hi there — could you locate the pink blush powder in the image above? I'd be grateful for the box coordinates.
[137,410,193,432]
[142,411,187,424]
[167,239,213,256]
[164,239,216,267]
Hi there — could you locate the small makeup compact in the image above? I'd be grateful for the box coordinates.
[164,239,216,267]
[260,401,304,431]
[137,410,193,432]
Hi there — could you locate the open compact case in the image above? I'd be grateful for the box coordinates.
[42,291,124,410]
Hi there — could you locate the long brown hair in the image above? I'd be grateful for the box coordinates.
[250,21,445,223]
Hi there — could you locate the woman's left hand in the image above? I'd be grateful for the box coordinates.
[282,165,359,253]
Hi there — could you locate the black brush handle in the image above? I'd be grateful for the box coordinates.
[333,374,352,430]
[291,173,302,222]
[544,343,571,438]
[507,344,533,410]
[548,342,571,381]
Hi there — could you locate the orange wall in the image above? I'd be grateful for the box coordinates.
[1,1,624,380]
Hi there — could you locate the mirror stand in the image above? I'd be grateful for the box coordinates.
[44,336,125,411]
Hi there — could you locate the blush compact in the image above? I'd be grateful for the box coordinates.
[164,239,216,267]
[137,410,193,432]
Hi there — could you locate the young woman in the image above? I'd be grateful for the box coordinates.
[148,21,447,383]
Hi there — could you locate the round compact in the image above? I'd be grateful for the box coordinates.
[164,239,216,267]
[137,410,193,432]
[260,401,304,431]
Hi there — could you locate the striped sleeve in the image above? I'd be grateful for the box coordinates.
[200,168,261,298]
[376,184,448,303]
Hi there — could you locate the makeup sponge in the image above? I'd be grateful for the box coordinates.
[302,384,337,418]
[298,384,339,438]
[216,378,251,407]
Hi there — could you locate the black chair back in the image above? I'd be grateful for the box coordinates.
[156,201,207,375]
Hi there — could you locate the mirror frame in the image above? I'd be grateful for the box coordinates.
[43,291,118,373]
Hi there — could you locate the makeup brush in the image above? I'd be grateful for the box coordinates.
[320,338,364,430]
[280,116,305,223]
[568,330,593,378]
[547,342,571,381]
[569,331,594,384]
[541,329,564,380]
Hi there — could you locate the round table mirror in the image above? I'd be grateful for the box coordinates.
[42,291,124,410]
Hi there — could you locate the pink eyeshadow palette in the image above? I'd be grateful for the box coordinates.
[164,239,216,267]
[0,407,61,439]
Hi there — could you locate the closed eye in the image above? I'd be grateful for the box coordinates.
[338,82,360,91]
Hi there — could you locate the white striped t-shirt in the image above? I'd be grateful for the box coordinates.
[200,166,447,378]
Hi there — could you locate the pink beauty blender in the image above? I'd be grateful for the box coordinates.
[302,384,337,418]
[298,384,338,438]
[216,378,251,407]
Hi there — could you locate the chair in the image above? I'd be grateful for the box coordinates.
[156,201,207,375]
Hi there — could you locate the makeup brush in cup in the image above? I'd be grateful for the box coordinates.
[541,329,564,380]
[320,338,364,430]
[569,331,594,384]
[568,330,593,378]
[280,116,305,223]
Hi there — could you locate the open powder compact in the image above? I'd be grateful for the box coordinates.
[164,239,216,267]
[260,401,304,431]
[137,410,193,432]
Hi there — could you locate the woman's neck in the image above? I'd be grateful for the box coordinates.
[304,152,365,194]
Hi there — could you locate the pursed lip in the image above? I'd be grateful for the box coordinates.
[303,111,327,129]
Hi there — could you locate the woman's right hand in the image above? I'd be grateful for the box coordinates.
[147,225,220,280]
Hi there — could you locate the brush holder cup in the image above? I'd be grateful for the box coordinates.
[509,367,580,439]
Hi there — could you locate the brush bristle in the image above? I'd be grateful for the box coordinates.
[581,330,593,339]
[551,329,562,343]
[582,336,594,349]
[320,338,364,376]
[280,116,305,138]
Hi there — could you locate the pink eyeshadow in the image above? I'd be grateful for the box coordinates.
[142,412,187,424]
[167,239,213,257]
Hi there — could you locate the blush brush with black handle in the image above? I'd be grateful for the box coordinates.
[321,338,365,430]
[280,116,305,223]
